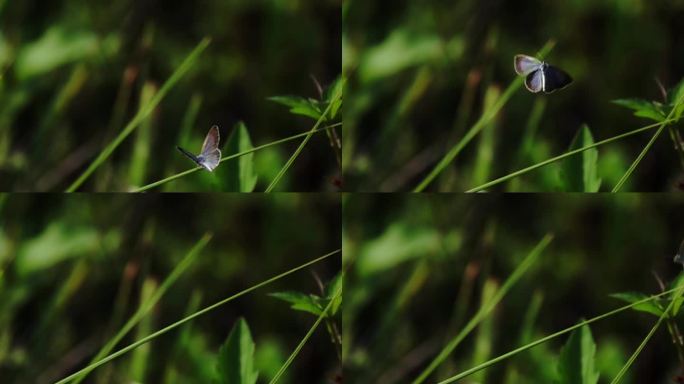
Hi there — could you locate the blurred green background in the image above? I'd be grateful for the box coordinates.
[0,193,340,383]
[344,194,684,383]
[0,0,340,191]
[343,0,684,191]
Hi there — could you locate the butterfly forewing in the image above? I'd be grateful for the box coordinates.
[542,65,573,93]
[514,55,542,76]
[201,125,220,155]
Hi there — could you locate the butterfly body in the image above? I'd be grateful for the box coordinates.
[514,54,573,93]
[176,125,221,171]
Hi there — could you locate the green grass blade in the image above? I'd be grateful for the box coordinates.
[53,248,340,384]
[70,233,212,384]
[264,79,344,192]
[411,234,553,384]
[127,82,156,187]
[268,282,342,384]
[436,285,684,384]
[413,40,555,192]
[65,37,211,192]
[131,123,340,192]
[609,280,684,384]
[466,118,677,192]
[611,91,684,192]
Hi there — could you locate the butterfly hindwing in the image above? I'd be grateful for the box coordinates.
[198,149,221,171]
[524,70,544,93]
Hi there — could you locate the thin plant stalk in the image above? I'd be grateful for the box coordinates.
[132,123,340,192]
[70,233,212,384]
[413,40,555,192]
[467,118,677,192]
[411,234,553,384]
[265,80,344,192]
[66,38,211,192]
[53,249,340,384]
[609,280,684,383]
[436,285,684,384]
[269,284,342,384]
[612,91,684,192]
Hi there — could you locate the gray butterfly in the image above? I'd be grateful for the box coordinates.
[176,125,221,171]
[514,54,573,93]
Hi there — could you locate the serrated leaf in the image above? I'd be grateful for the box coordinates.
[556,324,599,384]
[613,99,666,122]
[610,292,664,317]
[269,291,324,316]
[559,125,601,192]
[216,318,259,384]
[268,96,322,120]
[224,122,257,192]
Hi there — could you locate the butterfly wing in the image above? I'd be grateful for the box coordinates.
[524,70,544,93]
[514,55,542,76]
[200,125,220,155]
[198,149,221,171]
[542,65,573,93]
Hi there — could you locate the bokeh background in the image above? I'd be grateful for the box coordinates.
[0,193,341,383]
[344,194,684,383]
[0,0,341,191]
[343,1,684,191]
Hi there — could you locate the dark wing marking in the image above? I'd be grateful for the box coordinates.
[542,65,573,93]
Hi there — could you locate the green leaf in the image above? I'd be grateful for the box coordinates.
[668,78,684,119]
[223,122,257,192]
[610,292,664,317]
[269,291,324,316]
[216,318,259,384]
[323,76,344,120]
[15,27,119,80]
[358,29,448,82]
[669,272,684,315]
[325,273,343,316]
[16,223,120,276]
[357,222,462,276]
[559,125,601,192]
[556,324,599,384]
[612,98,666,122]
[268,96,322,120]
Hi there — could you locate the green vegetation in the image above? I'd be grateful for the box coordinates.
[0,1,340,191]
[343,1,684,191]
[0,194,341,383]
[343,194,684,382]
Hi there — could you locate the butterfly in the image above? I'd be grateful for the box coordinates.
[514,54,573,93]
[176,125,221,171]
